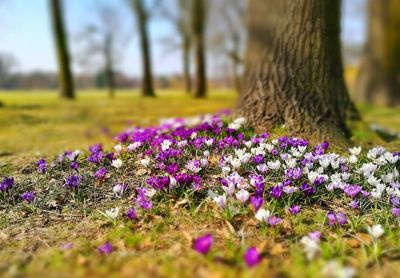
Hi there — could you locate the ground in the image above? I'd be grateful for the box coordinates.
[0,90,400,278]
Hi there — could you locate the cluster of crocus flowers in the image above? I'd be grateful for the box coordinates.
[3,112,398,265]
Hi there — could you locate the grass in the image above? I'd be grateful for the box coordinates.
[0,89,400,277]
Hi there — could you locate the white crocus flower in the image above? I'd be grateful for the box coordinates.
[114,144,123,153]
[161,139,172,151]
[235,189,250,203]
[370,188,382,199]
[348,155,358,164]
[321,260,356,278]
[127,142,142,152]
[213,194,227,209]
[367,224,384,240]
[349,146,362,156]
[140,157,150,167]
[105,207,119,220]
[255,208,270,223]
[308,171,318,184]
[111,159,123,168]
[231,158,241,169]
[113,184,125,197]
[267,160,281,170]
[300,235,320,260]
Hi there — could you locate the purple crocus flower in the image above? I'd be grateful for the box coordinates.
[343,184,362,198]
[336,212,347,225]
[89,144,103,153]
[60,242,74,250]
[126,207,137,220]
[286,167,302,180]
[95,167,108,180]
[70,161,79,171]
[313,176,325,186]
[87,151,104,164]
[252,154,264,164]
[0,177,14,192]
[309,231,321,241]
[349,200,359,209]
[327,211,347,226]
[21,191,35,202]
[300,183,315,196]
[392,207,400,217]
[270,185,283,199]
[268,216,282,226]
[37,159,47,174]
[288,205,301,215]
[192,234,213,255]
[98,242,113,254]
[250,195,264,211]
[243,247,262,267]
[65,174,81,189]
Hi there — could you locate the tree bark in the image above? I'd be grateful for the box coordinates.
[355,0,400,106]
[132,0,155,97]
[238,0,358,142]
[182,35,192,94]
[192,0,207,98]
[104,34,115,99]
[49,0,75,99]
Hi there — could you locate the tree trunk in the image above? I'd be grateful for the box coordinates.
[232,61,242,94]
[238,0,358,142]
[182,35,192,94]
[355,0,400,106]
[49,0,75,99]
[104,37,115,99]
[192,0,207,98]
[132,0,155,97]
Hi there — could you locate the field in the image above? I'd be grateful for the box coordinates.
[1,90,400,278]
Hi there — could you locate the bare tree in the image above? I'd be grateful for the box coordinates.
[0,52,17,88]
[355,0,400,106]
[192,0,207,98]
[238,0,358,142]
[75,5,129,98]
[49,0,75,99]
[209,0,246,94]
[159,0,193,94]
[129,0,155,97]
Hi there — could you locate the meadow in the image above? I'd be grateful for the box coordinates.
[0,90,400,278]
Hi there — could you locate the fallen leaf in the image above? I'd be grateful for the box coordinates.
[271,243,286,256]
[355,233,372,245]
[135,168,148,176]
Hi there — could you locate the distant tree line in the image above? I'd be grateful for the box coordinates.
[1,0,399,112]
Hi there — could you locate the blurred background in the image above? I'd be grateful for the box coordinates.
[0,0,398,157]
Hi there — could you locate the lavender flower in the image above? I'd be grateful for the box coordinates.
[243,247,262,267]
[0,177,14,192]
[126,207,137,220]
[70,161,79,171]
[268,216,282,226]
[98,242,113,254]
[65,174,81,189]
[21,191,35,202]
[250,195,264,211]
[288,205,301,215]
[95,167,108,180]
[192,234,213,255]
[327,211,347,226]
[37,159,47,174]
[392,207,400,217]
[343,184,362,198]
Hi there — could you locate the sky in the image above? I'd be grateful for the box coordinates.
[0,0,367,77]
